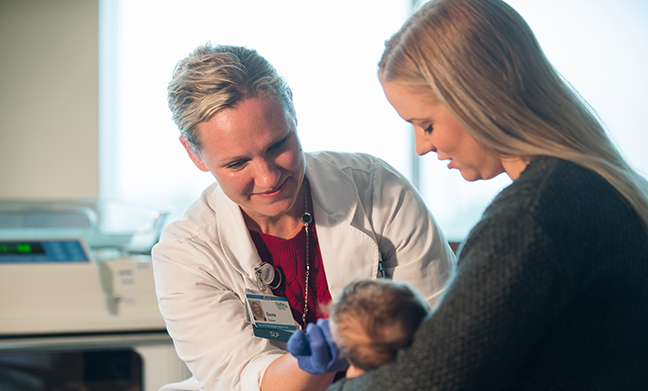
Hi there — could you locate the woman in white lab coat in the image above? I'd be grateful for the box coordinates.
[152,43,456,391]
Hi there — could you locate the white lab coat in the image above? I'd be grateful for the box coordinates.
[152,151,455,391]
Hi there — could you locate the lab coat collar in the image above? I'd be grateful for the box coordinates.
[305,152,357,225]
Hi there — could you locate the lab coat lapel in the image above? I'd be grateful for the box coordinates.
[306,154,381,299]
[214,187,262,282]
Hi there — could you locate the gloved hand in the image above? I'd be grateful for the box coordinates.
[286,318,349,375]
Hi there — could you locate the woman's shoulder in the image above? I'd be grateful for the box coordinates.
[157,182,226,245]
[490,156,611,216]
[518,156,622,213]
[306,151,407,185]
[482,156,644,257]
[307,150,385,170]
[306,151,418,219]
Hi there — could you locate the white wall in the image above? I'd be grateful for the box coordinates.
[0,0,98,199]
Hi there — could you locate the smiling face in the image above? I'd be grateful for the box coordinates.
[251,302,264,318]
[181,95,306,229]
[381,81,506,181]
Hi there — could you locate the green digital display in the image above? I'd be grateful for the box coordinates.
[0,239,89,263]
[0,242,46,255]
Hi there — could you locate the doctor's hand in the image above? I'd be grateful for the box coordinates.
[286,318,349,375]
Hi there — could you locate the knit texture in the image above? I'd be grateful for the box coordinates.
[250,223,332,327]
[329,156,648,391]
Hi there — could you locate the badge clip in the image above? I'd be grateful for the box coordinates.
[254,262,282,292]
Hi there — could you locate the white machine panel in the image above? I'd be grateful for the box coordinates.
[0,238,165,335]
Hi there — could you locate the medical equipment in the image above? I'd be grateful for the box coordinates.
[0,199,190,390]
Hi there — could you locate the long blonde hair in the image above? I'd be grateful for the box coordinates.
[379,0,648,231]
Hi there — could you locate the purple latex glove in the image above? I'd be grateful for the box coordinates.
[286,318,349,375]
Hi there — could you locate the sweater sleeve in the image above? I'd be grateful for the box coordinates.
[328,204,570,391]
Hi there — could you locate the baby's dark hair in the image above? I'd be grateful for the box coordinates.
[330,279,430,371]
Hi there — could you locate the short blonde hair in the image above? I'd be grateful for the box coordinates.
[379,0,648,231]
[167,43,295,150]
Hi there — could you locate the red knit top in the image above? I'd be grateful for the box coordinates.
[249,222,332,328]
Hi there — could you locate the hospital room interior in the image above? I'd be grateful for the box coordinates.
[1,0,647,390]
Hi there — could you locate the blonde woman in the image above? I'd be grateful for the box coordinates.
[329,0,648,390]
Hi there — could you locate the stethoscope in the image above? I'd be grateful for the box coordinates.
[254,262,282,292]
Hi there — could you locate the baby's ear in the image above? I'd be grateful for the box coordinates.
[345,365,365,378]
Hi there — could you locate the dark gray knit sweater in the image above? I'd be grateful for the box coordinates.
[329,156,648,391]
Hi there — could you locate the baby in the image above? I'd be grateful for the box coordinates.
[329,278,431,377]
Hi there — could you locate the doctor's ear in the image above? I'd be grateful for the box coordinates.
[180,135,209,172]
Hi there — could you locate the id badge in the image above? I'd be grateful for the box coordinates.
[245,289,297,342]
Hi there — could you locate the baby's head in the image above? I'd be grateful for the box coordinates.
[329,279,430,376]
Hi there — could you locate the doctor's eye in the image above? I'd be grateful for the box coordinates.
[424,125,434,134]
[226,160,248,170]
[268,137,288,152]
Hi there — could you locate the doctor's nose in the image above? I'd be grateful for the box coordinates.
[414,126,435,156]
[255,159,282,189]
